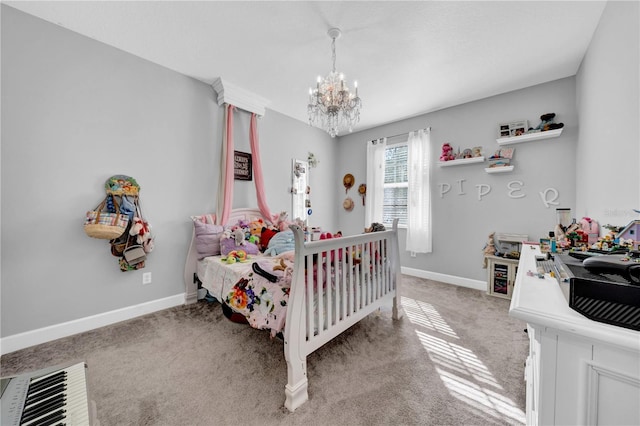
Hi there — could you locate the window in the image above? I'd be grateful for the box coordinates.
[383,143,408,226]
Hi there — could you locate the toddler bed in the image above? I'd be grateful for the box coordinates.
[183,208,403,411]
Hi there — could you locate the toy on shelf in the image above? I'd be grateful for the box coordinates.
[440,143,483,162]
[488,147,514,168]
[528,113,564,133]
[482,232,497,268]
[440,143,455,161]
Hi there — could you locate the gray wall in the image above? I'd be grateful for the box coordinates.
[576,0,639,225]
[2,0,638,342]
[1,6,335,338]
[336,0,639,283]
[337,78,578,282]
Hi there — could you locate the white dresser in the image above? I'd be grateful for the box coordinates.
[509,243,640,425]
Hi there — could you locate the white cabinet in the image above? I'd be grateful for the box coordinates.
[510,244,640,425]
[486,255,518,299]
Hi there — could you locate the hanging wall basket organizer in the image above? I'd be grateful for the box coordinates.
[84,175,154,271]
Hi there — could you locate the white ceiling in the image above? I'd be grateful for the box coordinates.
[5,1,607,134]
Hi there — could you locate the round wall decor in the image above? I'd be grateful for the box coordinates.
[343,197,354,211]
[343,174,354,193]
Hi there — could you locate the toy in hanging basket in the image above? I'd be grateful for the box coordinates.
[105,175,140,196]
[84,196,129,239]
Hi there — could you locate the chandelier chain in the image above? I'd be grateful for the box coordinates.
[331,37,337,73]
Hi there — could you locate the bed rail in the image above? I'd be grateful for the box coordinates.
[283,219,403,411]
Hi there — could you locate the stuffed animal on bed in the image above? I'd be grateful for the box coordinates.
[231,227,246,246]
[260,227,279,251]
[221,249,248,264]
[249,219,264,236]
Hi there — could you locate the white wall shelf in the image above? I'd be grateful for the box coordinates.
[496,128,563,145]
[485,165,514,173]
[437,156,485,167]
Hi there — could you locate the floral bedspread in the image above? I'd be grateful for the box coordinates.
[198,256,294,336]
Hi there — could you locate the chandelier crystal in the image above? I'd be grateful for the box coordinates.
[308,28,362,138]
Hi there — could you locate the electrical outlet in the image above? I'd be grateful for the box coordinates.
[142,272,152,285]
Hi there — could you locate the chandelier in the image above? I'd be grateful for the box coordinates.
[308,28,362,138]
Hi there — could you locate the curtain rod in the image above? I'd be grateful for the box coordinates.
[371,126,431,142]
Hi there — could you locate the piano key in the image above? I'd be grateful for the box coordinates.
[24,383,66,407]
[20,396,65,423]
[21,408,65,426]
[2,362,92,426]
[26,372,66,394]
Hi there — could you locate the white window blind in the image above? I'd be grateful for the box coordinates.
[383,144,408,226]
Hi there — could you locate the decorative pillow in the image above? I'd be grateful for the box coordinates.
[193,219,224,259]
[220,236,260,256]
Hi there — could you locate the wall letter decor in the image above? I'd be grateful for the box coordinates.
[476,184,491,201]
[456,179,466,195]
[507,180,526,199]
[539,188,560,208]
[437,178,562,208]
[439,183,451,198]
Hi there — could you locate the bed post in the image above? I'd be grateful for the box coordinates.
[391,219,404,320]
[283,225,309,412]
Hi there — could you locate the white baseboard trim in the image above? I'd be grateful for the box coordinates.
[401,267,486,292]
[1,271,484,355]
[1,294,185,356]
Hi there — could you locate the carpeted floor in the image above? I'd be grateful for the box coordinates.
[1,275,529,425]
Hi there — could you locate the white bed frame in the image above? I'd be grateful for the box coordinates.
[184,208,403,412]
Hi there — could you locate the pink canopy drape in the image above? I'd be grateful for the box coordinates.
[250,113,274,222]
[216,105,274,226]
[216,104,236,226]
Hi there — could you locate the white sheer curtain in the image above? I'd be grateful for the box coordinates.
[406,128,432,253]
[365,138,387,226]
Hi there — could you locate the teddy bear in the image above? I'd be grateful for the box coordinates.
[528,113,564,133]
[129,216,154,253]
[249,219,264,236]
[440,143,454,161]
[482,232,496,268]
